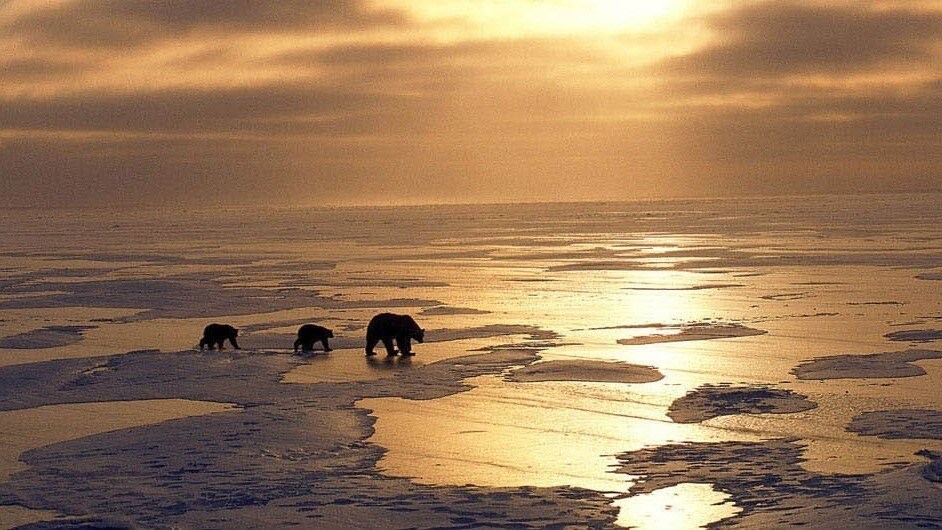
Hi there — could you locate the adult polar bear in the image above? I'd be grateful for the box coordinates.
[365,313,425,356]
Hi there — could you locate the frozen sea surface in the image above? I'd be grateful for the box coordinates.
[1,194,942,528]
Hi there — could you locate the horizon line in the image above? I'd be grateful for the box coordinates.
[2,188,941,213]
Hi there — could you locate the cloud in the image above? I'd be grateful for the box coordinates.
[0,56,92,83]
[639,1,942,160]
[1,0,942,207]
[0,84,425,136]
[660,2,942,77]
[2,0,408,48]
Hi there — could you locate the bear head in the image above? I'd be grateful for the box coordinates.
[411,328,425,343]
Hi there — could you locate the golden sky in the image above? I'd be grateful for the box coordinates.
[1,0,940,206]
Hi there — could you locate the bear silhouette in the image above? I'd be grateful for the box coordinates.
[199,323,240,350]
[294,324,334,352]
[365,313,425,356]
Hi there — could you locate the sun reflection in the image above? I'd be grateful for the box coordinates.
[358,374,764,493]
[614,483,741,529]
[472,268,720,333]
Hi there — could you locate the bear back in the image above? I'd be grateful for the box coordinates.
[204,323,238,338]
[298,324,333,339]
[367,313,421,338]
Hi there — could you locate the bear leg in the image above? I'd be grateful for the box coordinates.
[321,338,332,352]
[382,338,397,356]
[365,337,379,356]
[396,336,413,356]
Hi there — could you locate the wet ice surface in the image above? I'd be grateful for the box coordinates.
[0,347,618,528]
[0,399,237,482]
[615,322,767,346]
[614,439,942,529]
[884,329,942,343]
[2,194,942,528]
[0,326,93,349]
[419,305,491,316]
[791,349,942,379]
[848,410,942,440]
[0,398,236,527]
[506,360,664,383]
[667,385,817,423]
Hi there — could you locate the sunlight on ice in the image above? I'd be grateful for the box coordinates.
[614,483,741,529]
[359,374,764,493]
